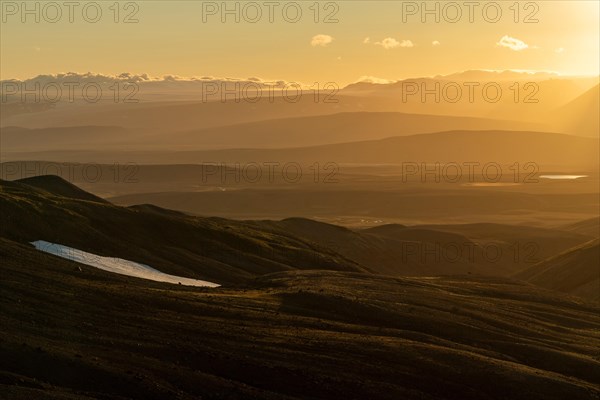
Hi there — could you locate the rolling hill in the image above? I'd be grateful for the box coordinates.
[267,218,593,276]
[1,238,599,399]
[0,176,367,285]
[560,217,600,237]
[16,175,109,203]
[2,176,595,280]
[2,175,599,399]
[515,239,600,302]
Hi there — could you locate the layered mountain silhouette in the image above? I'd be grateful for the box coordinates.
[5,129,597,169]
[158,112,543,149]
[153,130,599,167]
[342,75,597,123]
[553,84,600,137]
[1,112,543,153]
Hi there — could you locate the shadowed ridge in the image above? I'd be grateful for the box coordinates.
[16,175,108,204]
[560,217,600,238]
[127,203,191,218]
[514,239,600,302]
[0,178,368,284]
[279,217,352,235]
[363,225,476,247]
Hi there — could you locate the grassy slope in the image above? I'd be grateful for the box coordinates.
[561,217,600,237]
[16,175,109,203]
[0,178,367,285]
[264,218,593,276]
[515,239,600,302]
[2,177,595,282]
[1,238,599,400]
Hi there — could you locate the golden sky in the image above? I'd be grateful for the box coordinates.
[1,1,598,84]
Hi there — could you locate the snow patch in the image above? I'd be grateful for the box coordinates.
[31,240,220,288]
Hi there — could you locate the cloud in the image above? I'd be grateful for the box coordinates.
[1,73,299,88]
[432,40,440,46]
[555,47,565,54]
[356,76,396,84]
[496,35,529,51]
[375,38,413,49]
[363,37,370,44]
[311,34,333,47]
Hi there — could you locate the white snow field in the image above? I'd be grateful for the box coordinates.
[31,240,220,287]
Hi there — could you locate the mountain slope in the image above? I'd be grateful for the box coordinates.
[4,176,594,281]
[262,218,593,277]
[1,237,599,400]
[16,175,109,203]
[515,239,600,302]
[342,76,594,123]
[560,217,600,237]
[0,176,366,284]
[554,84,599,137]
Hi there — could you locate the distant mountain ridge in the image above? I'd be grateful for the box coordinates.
[553,84,599,137]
